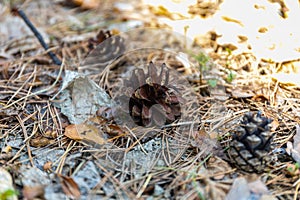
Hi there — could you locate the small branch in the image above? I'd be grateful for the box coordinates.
[15,9,62,66]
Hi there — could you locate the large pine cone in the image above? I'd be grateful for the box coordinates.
[226,112,274,173]
[122,62,182,127]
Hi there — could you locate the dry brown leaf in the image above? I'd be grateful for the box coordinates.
[64,123,106,144]
[29,135,54,148]
[22,186,45,200]
[64,124,82,140]
[58,174,81,199]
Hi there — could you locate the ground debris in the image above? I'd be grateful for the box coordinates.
[1,0,300,199]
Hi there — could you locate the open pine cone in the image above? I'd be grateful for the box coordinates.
[226,112,274,173]
[122,62,182,127]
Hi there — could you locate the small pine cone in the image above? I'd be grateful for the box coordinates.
[124,62,182,127]
[227,112,274,173]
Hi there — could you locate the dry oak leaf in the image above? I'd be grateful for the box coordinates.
[64,123,106,144]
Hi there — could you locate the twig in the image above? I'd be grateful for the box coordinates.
[15,9,62,66]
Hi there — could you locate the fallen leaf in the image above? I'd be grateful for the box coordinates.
[29,135,54,148]
[64,123,107,144]
[58,174,81,199]
[64,124,82,140]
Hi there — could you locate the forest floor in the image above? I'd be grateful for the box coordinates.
[1,0,300,199]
